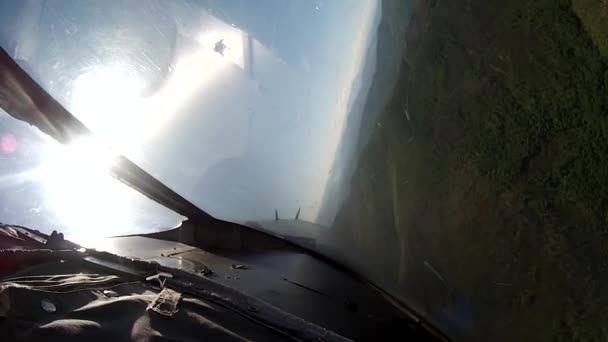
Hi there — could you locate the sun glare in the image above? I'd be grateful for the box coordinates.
[70,64,144,158]
[68,38,232,160]
[40,138,131,243]
[40,28,242,245]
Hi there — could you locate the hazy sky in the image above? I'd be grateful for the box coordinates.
[0,0,382,236]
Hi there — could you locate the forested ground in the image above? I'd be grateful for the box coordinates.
[333,0,608,340]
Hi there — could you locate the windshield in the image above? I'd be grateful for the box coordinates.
[0,107,184,246]
[2,0,608,340]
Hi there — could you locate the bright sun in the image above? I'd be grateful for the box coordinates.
[38,31,235,246]
[39,137,131,246]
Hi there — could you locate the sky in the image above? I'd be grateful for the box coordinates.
[0,0,382,240]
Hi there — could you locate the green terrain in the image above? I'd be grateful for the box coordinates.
[333,0,608,340]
